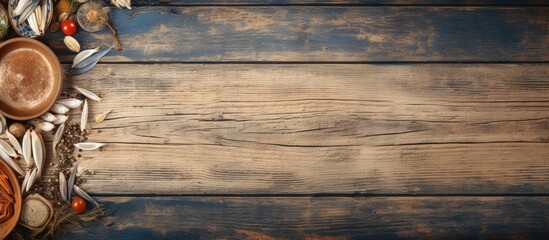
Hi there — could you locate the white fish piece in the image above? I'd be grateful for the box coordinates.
[0,149,24,176]
[67,163,78,198]
[27,12,40,36]
[72,46,113,70]
[5,131,22,155]
[0,139,17,158]
[40,112,57,122]
[31,130,44,177]
[57,98,83,109]
[59,172,67,202]
[21,171,31,194]
[22,129,32,167]
[74,185,100,207]
[17,0,40,25]
[64,36,80,52]
[14,0,31,16]
[53,115,68,125]
[50,104,69,114]
[72,47,100,68]
[81,99,88,132]
[53,123,65,158]
[37,121,54,132]
[40,0,47,34]
[75,86,101,102]
[74,142,105,151]
[95,109,112,123]
[34,5,41,34]
[26,168,38,192]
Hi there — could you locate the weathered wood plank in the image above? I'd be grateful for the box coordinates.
[133,0,549,6]
[56,196,549,239]
[41,7,549,62]
[34,64,549,195]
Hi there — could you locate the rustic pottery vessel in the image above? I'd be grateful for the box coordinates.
[7,0,54,38]
[0,38,63,120]
[0,159,22,239]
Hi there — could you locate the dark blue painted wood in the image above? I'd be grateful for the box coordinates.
[41,7,549,63]
[133,0,549,6]
[51,196,549,239]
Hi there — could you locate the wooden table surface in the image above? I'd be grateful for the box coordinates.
[31,0,549,239]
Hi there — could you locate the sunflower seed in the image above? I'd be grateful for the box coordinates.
[72,46,112,70]
[50,22,59,32]
[59,172,67,202]
[31,130,44,177]
[5,131,22,155]
[21,171,30,194]
[37,122,54,132]
[67,163,78,198]
[57,98,83,109]
[53,115,69,125]
[58,12,68,22]
[95,109,112,123]
[64,36,81,52]
[72,47,100,68]
[53,123,65,158]
[75,86,102,102]
[0,149,24,176]
[50,104,70,114]
[112,0,131,9]
[68,58,100,75]
[22,129,33,167]
[74,142,105,151]
[0,139,17,158]
[26,168,38,192]
[74,185,99,207]
[40,112,57,122]
[0,114,5,134]
[81,99,88,132]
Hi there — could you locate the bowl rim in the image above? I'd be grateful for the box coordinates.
[0,37,63,120]
[0,157,22,239]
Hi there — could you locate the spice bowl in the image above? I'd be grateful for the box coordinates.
[8,0,53,38]
[0,38,63,120]
[0,159,22,239]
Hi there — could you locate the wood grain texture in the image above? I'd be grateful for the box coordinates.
[56,196,549,239]
[42,7,549,62]
[133,0,549,6]
[32,64,549,195]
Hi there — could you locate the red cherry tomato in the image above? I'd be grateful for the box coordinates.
[61,20,77,35]
[71,197,86,214]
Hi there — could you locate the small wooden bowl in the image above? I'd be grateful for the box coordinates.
[0,159,22,239]
[7,0,53,38]
[0,38,63,120]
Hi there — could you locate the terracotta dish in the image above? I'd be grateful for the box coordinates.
[0,38,63,120]
[0,159,22,239]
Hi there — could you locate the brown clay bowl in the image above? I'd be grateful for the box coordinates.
[0,158,22,239]
[0,38,63,120]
